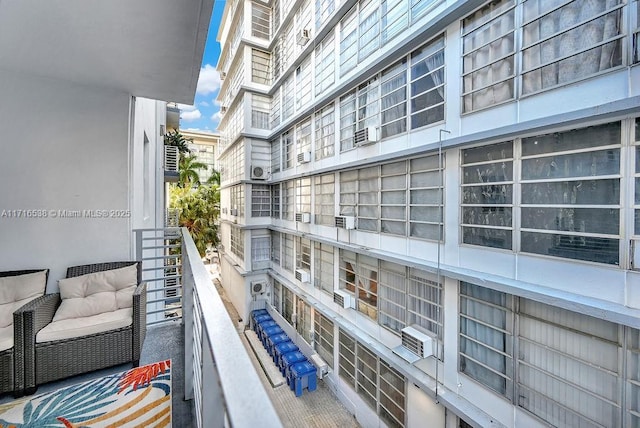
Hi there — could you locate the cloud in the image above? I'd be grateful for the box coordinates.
[181,109,202,121]
[177,103,197,111]
[210,111,223,123]
[199,101,210,107]
[196,64,221,95]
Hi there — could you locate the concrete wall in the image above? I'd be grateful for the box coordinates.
[0,70,133,292]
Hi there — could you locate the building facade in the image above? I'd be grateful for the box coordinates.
[215,0,640,426]
[182,130,221,183]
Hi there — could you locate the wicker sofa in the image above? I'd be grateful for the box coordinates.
[0,269,48,397]
[19,261,146,395]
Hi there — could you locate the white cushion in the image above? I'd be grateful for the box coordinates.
[37,308,133,343]
[54,265,137,322]
[0,326,12,352]
[0,270,47,328]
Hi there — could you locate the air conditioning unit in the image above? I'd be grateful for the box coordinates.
[295,268,310,283]
[334,215,355,230]
[222,207,228,214]
[333,290,354,309]
[220,71,227,80]
[401,325,434,359]
[220,106,227,114]
[251,165,267,180]
[295,212,310,223]
[250,280,267,296]
[297,151,311,164]
[230,208,238,216]
[296,28,310,45]
[355,126,379,146]
[309,353,329,379]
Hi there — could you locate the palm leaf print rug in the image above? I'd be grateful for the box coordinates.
[0,360,171,427]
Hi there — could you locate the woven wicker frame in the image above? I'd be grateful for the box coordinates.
[20,262,145,394]
[0,269,48,396]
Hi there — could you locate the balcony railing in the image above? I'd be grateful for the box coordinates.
[164,145,179,182]
[134,227,282,428]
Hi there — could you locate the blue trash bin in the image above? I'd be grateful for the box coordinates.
[281,350,307,378]
[256,319,276,340]
[252,314,273,332]
[274,341,299,372]
[261,325,284,347]
[267,333,290,357]
[251,309,268,323]
[290,361,317,397]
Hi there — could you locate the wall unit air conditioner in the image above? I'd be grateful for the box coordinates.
[251,165,267,180]
[230,208,238,216]
[354,126,379,146]
[295,212,310,223]
[333,290,354,309]
[295,269,310,283]
[296,28,310,45]
[220,106,227,114]
[250,280,267,296]
[334,215,355,230]
[297,151,311,164]
[401,326,434,359]
[309,353,329,379]
[220,71,227,80]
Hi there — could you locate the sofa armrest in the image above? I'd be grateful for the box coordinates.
[132,282,147,365]
[14,293,60,393]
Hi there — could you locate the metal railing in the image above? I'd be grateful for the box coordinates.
[164,145,179,172]
[133,228,183,325]
[135,227,282,427]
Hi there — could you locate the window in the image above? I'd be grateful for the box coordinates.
[296,178,311,216]
[296,299,312,343]
[314,312,334,368]
[283,285,294,325]
[411,0,439,22]
[381,60,407,139]
[407,268,442,339]
[251,94,270,130]
[339,8,358,75]
[230,226,245,260]
[282,75,294,120]
[314,103,335,160]
[339,250,357,294]
[357,344,378,408]
[283,234,294,272]
[338,329,356,384]
[627,328,640,426]
[272,0,280,33]
[634,119,640,235]
[271,183,281,219]
[271,231,281,265]
[520,123,621,265]
[296,236,311,272]
[381,0,408,43]
[252,3,271,39]
[461,141,514,250]
[283,180,295,221]
[283,130,294,170]
[410,154,443,240]
[634,0,640,63]
[314,242,334,294]
[251,50,271,85]
[521,0,624,95]
[230,185,245,218]
[251,185,270,217]
[339,90,357,152]
[356,254,378,320]
[251,236,271,269]
[358,0,380,61]
[271,89,281,129]
[315,34,335,96]
[316,0,335,29]
[314,174,335,225]
[272,278,282,312]
[358,166,379,232]
[378,260,407,332]
[462,0,516,112]
[356,77,381,137]
[296,118,312,162]
[379,360,405,427]
[381,162,407,235]
[296,57,312,110]
[410,35,445,129]
[339,170,358,216]
[271,137,281,174]
[459,282,513,398]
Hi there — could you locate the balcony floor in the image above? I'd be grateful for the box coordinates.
[0,321,192,427]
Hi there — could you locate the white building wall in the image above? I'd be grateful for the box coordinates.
[0,70,133,292]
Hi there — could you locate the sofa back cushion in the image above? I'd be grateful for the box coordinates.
[54,264,138,322]
[0,270,48,328]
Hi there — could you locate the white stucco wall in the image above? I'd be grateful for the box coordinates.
[0,70,134,292]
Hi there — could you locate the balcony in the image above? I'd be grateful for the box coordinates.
[0,228,359,427]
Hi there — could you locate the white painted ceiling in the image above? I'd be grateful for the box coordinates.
[0,0,213,104]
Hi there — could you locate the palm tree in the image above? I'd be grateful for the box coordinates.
[206,168,221,186]
[164,130,192,155]
[179,155,207,188]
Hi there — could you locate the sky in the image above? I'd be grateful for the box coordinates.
[178,2,225,133]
